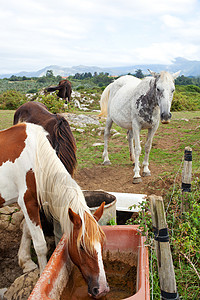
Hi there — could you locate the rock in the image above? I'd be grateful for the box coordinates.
[113,132,121,137]
[63,113,100,127]
[0,206,18,215]
[110,129,118,134]
[0,206,24,231]
[74,99,89,111]
[10,211,24,227]
[92,143,104,147]
[4,269,40,300]
[76,128,85,133]
[71,91,81,98]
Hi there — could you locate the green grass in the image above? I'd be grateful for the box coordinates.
[0,110,15,129]
[172,110,200,119]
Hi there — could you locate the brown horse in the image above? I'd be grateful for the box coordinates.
[45,79,72,103]
[13,101,76,177]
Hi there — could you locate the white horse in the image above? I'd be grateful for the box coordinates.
[100,70,180,183]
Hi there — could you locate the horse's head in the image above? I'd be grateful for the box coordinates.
[148,69,180,124]
[68,203,109,299]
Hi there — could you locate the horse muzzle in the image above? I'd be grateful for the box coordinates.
[88,283,110,299]
[161,112,171,124]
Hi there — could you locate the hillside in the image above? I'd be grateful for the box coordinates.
[1,57,200,78]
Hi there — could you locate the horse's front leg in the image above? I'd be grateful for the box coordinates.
[127,129,135,164]
[18,219,38,273]
[102,117,113,165]
[24,215,47,274]
[142,125,159,177]
[19,193,48,275]
[132,126,142,183]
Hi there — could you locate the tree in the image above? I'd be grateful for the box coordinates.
[134,69,144,78]
[175,75,193,86]
[46,70,54,78]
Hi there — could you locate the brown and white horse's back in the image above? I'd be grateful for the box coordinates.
[0,123,39,208]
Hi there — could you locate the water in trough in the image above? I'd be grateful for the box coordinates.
[61,250,137,300]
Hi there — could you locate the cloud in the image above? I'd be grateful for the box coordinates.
[161,13,200,44]
[161,15,184,28]
[0,0,200,73]
[132,42,200,64]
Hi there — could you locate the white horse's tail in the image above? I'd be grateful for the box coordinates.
[99,83,113,117]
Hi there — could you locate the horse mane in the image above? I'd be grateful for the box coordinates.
[78,212,105,256]
[54,114,77,176]
[32,124,103,252]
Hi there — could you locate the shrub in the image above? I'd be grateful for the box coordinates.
[36,93,65,113]
[172,90,199,111]
[0,90,26,109]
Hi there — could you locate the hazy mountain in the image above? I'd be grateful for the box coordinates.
[1,57,200,79]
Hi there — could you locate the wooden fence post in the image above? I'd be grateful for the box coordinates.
[149,195,179,300]
[181,147,192,213]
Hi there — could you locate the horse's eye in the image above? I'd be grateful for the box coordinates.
[157,87,160,92]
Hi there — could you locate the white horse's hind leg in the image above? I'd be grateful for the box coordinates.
[102,117,113,165]
[18,220,38,273]
[142,126,159,176]
[127,130,135,164]
[132,127,142,183]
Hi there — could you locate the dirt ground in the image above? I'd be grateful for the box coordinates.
[74,163,174,196]
[0,115,199,291]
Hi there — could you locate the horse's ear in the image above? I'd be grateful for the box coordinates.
[172,70,181,79]
[147,69,159,78]
[68,208,82,229]
[93,202,105,222]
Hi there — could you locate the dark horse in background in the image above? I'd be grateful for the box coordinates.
[45,79,72,103]
[13,101,77,176]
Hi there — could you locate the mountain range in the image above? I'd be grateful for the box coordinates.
[1,57,200,79]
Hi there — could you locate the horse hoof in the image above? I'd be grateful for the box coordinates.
[22,262,38,273]
[103,160,111,166]
[133,177,142,184]
[142,171,151,177]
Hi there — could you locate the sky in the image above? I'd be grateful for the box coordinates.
[1,0,200,74]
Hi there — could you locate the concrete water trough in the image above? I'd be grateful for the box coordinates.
[29,225,150,300]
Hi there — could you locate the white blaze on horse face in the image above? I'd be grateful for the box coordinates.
[94,242,109,295]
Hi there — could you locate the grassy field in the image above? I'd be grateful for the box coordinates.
[0,110,15,129]
[1,109,200,174]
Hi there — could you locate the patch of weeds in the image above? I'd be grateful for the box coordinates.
[107,218,117,225]
[126,177,200,300]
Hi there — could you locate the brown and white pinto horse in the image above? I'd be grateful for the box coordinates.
[0,123,109,298]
